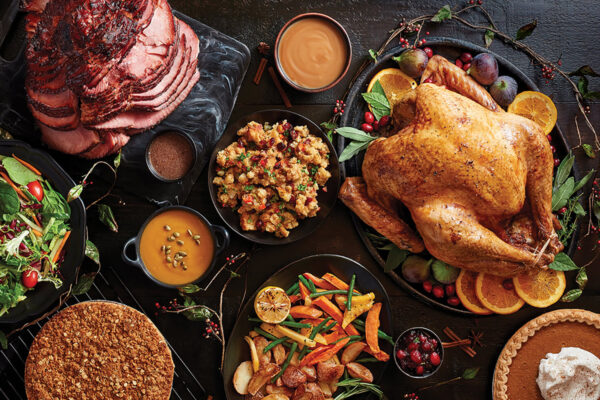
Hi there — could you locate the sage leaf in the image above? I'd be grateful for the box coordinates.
[98,204,118,232]
[183,305,213,322]
[551,177,574,211]
[361,80,390,120]
[576,267,588,289]
[339,141,371,162]
[431,5,452,22]
[569,65,600,77]
[72,272,97,296]
[336,127,376,142]
[578,76,589,96]
[2,158,38,186]
[554,154,574,189]
[0,330,6,350]
[548,252,579,271]
[582,144,596,158]
[0,181,19,215]
[484,28,494,48]
[383,245,409,272]
[230,270,241,278]
[179,284,201,294]
[516,19,537,40]
[561,288,582,303]
[67,184,83,203]
[572,201,586,216]
[462,367,480,380]
[114,150,122,169]
[321,121,337,142]
[368,49,378,62]
[572,169,595,193]
[85,240,100,264]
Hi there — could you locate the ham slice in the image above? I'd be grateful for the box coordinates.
[40,124,100,154]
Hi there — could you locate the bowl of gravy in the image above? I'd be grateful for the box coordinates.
[275,13,352,93]
[122,206,229,288]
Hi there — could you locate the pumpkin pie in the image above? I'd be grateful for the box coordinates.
[493,309,600,400]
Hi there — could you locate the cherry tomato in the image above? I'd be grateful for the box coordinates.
[27,181,44,202]
[22,270,38,288]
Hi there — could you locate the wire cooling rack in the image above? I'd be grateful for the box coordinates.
[0,267,207,400]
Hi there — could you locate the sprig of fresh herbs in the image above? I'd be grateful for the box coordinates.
[334,378,384,400]
[337,127,377,162]
[569,65,600,100]
[361,80,391,121]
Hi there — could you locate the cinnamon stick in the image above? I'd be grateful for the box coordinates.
[442,338,472,348]
[253,58,268,85]
[443,327,476,357]
[268,66,292,108]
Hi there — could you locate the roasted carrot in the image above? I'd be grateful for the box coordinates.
[300,337,351,367]
[298,346,329,367]
[322,273,360,294]
[364,346,390,362]
[290,305,323,320]
[365,302,382,355]
[12,154,42,175]
[299,281,312,305]
[52,231,71,263]
[303,273,337,290]
[313,295,360,336]
[0,171,28,200]
[288,294,301,304]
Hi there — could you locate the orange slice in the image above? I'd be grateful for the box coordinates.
[254,286,291,324]
[367,68,417,105]
[513,268,566,308]
[456,270,493,315]
[475,273,525,315]
[507,91,557,134]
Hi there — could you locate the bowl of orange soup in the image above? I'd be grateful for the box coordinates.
[274,13,352,92]
[122,206,229,287]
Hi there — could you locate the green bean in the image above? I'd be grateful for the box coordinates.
[271,342,298,383]
[298,317,333,361]
[263,336,289,353]
[323,321,337,331]
[334,335,362,344]
[308,289,348,298]
[354,357,381,363]
[248,317,310,329]
[286,314,295,322]
[352,321,395,345]
[286,282,299,295]
[254,327,293,349]
[298,275,315,293]
[346,274,356,311]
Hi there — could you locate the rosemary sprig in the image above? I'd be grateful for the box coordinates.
[334,378,384,400]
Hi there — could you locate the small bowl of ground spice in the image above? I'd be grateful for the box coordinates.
[146,131,196,182]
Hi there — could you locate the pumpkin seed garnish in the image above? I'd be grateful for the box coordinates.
[195,239,201,245]
[173,232,180,238]
[176,240,184,245]
[167,236,175,242]
[166,256,172,263]
[187,229,193,237]
[193,235,201,240]
[182,264,188,270]
[160,245,166,252]
[178,251,187,257]
[164,225,171,231]
[166,249,171,255]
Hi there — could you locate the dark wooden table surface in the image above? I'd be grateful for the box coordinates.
[10,1,600,399]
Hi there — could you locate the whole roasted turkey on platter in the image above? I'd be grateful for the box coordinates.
[340,56,563,277]
[21,0,200,158]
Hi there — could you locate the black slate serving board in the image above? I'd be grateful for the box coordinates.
[0,1,250,205]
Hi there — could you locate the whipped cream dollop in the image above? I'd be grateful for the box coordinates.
[536,347,600,400]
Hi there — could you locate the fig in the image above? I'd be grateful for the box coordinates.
[467,53,499,86]
[431,260,460,284]
[490,75,518,107]
[401,256,432,283]
[393,49,429,78]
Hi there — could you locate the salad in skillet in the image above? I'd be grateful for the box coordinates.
[0,154,71,316]
[233,272,391,399]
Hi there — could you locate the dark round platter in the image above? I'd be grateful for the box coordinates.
[222,254,393,400]
[337,37,579,315]
[0,140,86,324]
[208,109,340,245]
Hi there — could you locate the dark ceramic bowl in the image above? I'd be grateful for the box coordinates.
[394,327,444,379]
[274,13,352,93]
[145,130,197,183]
[0,140,86,325]
[208,109,340,245]
[122,205,229,288]
[222,254,393,400]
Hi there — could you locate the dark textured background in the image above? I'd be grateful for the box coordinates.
[4,1,600,399]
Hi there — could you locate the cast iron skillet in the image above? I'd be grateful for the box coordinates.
[208,109,340,245]
[338,38,580,315]
[222,254,393,400]
[0,140,86,324]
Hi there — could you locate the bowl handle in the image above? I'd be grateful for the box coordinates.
[212,225,230,255]
[122,237,141,267]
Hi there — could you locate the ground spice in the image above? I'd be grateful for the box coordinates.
[148,131,195,181]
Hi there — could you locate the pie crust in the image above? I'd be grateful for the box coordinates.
[493,309,600,400]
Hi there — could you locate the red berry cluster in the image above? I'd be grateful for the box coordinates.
[403,394,420,400]
[333,99,345,116]
[399,37,414,49]
[396,329,442,377]
[455,52,473,71]
[547,134,560,167]
[541,65,556,83]
[204,318,221,339]
[468,0,483,4]
[361,111,389,133]
[423,281,461,307]
[590,178,600,242]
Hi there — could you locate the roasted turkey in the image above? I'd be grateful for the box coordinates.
[340,56,563,277]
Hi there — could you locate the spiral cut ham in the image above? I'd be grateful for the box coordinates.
[21,0,200,158]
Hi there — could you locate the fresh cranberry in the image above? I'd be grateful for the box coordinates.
[550,145,556,153]
[432,285,445,299]
[460,52,473,63]
[282,122,292,131]
[364,111,375,124]
[430,352,441,366]
[546,134,552,141]
[361,123,374,133]
[502,279,515,290]
[419,334,428,343]
[379,115,390,127]
[410,350,422,364]
[373,120,380,131]
[276,142,286,151]
[423,47,433,58]
[447,296,460,306]
[422,281,433,293]
[408,341,419,352]
[462,62,471,71]
[430,338,438,348]
[290,130,298,140]
[415,365,425,375]
[554,158,561,167]
[421,341,432,352]
[455,58,463,68]
[445,284,456,297]
[396,349,408,360]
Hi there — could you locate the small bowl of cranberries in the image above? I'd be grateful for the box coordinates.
[394,327,444,378]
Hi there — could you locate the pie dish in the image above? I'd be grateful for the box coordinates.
[493,309,600,400]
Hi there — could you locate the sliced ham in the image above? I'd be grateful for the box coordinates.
[39,124,100,154]
[80,132,130,159]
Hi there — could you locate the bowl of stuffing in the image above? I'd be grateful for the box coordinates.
[208,109,340,245]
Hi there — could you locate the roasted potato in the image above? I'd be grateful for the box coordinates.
[248,363,281,395]
[254,336,272,366]
[334,294,347,311]
[272,343,286,365]
[340,342,367,364]
[263,394,290,400]
[317,382,332,397]
[300,365,317,382]
[292,383,325,400]
[316,358,344,382]
[346,362,373,383]
[234,361,254,395]
[266,384,293,397]
[282,365,307,388]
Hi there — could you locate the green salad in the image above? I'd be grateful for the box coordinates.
[0,154,71,316]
